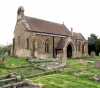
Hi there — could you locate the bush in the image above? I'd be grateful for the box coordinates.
[0,44,12,55]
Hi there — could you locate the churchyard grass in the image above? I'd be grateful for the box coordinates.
[79,56,100,61]
[11,67,45,76]
[0,56,29,76]
[30,56,100,88]
[31,73,100,88]
[0,56,46,76]
[5,56,29,68]
[0,56,100,87]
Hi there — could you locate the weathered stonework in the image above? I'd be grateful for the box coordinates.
[12,6,88,60]
[16,49,31,57]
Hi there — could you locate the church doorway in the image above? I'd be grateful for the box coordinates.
[82,44,84,54]
[67,44,72,59]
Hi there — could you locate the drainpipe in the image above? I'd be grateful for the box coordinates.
[53,36,54,57]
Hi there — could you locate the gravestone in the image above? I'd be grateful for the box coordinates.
[1,52,8,62]
[99,52,100,56]
[95,59,100,69]
[90,51,95,57]
[0,52,8,65]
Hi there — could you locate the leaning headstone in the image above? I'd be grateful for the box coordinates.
[90,51,95,57]
[95,59,100,69]
[1,52,8,62]
[0,52,8,65]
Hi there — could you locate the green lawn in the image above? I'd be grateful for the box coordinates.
[31,73,100,88]
[79,56,100,61]
[5,56,29,68]
[30,56,100,88]
[0,55,48,77]
[0,56,29,76]
[11,67,45,76]
[0,56,100,87]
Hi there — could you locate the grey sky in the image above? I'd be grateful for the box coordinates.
[0,0,100,45]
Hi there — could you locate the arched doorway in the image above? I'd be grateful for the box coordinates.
[82,44,84,54]
[67,44,72,58]
[63,37,76,59]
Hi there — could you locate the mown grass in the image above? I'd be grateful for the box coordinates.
[5,56,29,68]
[11,67,44,76]
[0,56,100,87]
[79,56,100,61]
[30,56,100,88]
[0,56,46,77]
[31,73,100,88]
[0,56,30,76]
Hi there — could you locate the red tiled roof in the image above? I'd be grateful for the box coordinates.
[25,16,70,36]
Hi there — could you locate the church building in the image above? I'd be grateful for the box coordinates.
[12,6,88,59]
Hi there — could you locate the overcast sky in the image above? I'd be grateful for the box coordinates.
[0,0,100,45]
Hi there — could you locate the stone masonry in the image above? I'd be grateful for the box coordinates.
[12,6,88,60]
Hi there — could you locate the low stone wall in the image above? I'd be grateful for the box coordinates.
[16,49,31,57]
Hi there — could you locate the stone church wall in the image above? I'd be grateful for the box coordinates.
[29,35,61,59]
[13,18,88,59]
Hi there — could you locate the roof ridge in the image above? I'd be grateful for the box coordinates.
[24,15,70,36]
[25,16,64,26]
[79,33,87,41]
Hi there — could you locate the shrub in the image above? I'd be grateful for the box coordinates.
[0,44,12,55]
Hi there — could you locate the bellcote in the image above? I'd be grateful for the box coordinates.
[17,6,24,20]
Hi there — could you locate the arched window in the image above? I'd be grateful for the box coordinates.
[44,40,49,53]
[75,39,77,51]
[82,44,85,54]
[78,41,81,52]
[26,38,29,50]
